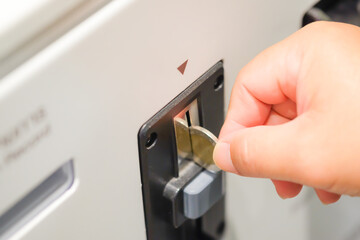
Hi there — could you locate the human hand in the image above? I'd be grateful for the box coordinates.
[213,21,360,204]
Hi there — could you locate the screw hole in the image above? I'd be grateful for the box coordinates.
[216,221,225,235]
[214,75,224,91]
[145,132,157,149]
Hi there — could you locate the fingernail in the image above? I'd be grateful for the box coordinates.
[213,141,238,174]
[278,194,289,200]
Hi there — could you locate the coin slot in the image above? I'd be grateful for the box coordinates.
[185,111,191,127]
[174,99,220,173]
[173,99,199,163]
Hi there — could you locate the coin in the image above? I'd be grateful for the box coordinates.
[174,117,221,173]
[189,126,221,173]
[174,117,192,159]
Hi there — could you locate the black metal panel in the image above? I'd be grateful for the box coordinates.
[138,61,225,240]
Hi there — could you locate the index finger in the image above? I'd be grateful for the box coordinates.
[219,35,302,140]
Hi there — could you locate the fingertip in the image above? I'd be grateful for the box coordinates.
[272,180,303,199]
[315,189,341,205]
[213,141,238,174]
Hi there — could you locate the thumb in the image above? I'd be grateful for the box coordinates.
[214,118,306,182]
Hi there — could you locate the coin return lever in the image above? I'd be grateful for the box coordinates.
[138,62,225,239]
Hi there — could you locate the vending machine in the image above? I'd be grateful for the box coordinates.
[2,1,360,240]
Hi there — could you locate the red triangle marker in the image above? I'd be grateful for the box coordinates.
[177,60,188,75]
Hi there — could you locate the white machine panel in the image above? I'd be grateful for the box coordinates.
[5,1,360,240]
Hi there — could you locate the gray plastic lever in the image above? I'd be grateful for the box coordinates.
[183,170,225,219]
